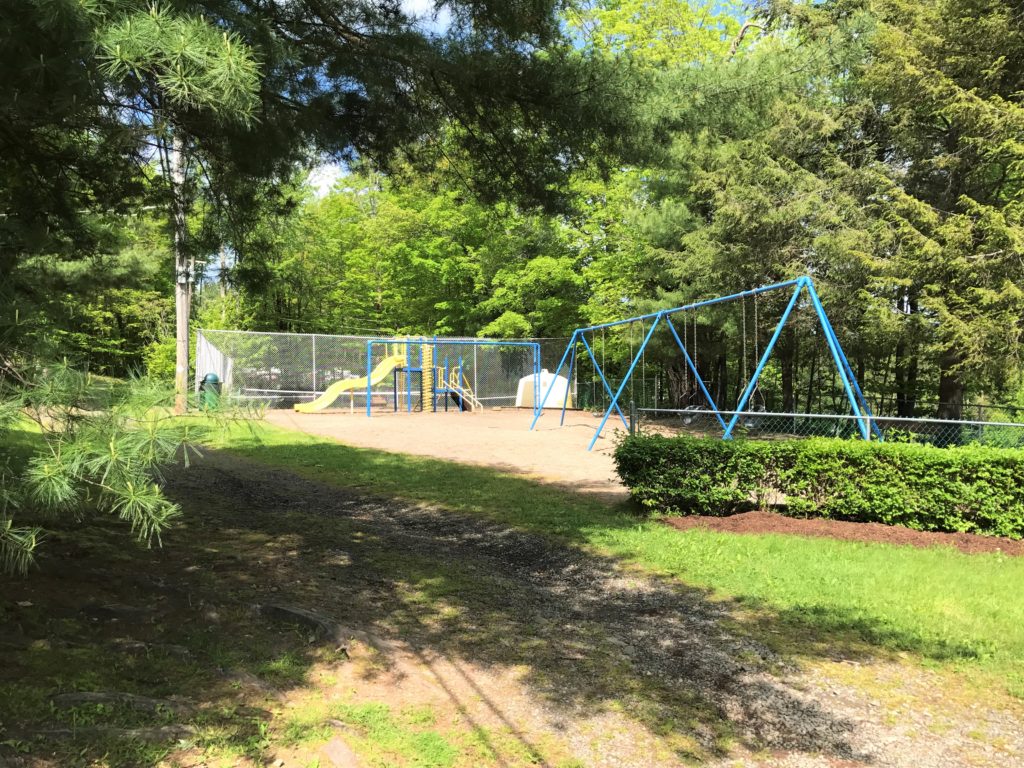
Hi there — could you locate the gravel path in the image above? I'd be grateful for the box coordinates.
[165,452,1024,767]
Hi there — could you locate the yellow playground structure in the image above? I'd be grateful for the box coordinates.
[294,341,483,414]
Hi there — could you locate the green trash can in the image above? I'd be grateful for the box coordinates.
[199,372,221,409]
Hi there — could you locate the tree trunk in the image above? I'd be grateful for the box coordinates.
[780,327,796,413]
[715,353,727,410]
[666,360,685,407]
[170,132,190,415]
[894,340,910,416]
[936,347,965,421]
[219,246,228,300]
[894,291,918,418]
[804,344,818,414]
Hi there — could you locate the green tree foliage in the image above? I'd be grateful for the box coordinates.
[569,0,745,66]
[2,0,642,404]
[6,0,1024,428]
[833,0,1024,417]
[0,1,142,272]
[8,215,173,376]
[0,368,222,574]
[226,170,586,338]
[212,0,1024,421]
[559,0,1024,417]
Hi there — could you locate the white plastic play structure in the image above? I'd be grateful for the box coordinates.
[516,370,572,409]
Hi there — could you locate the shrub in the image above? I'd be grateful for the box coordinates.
[614,434,1024,539]
[143,337,177,380]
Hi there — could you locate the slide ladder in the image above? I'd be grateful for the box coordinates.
[420,345,434,412]
[447,367,482,412]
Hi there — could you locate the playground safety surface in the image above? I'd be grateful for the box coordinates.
[265,407,629,500]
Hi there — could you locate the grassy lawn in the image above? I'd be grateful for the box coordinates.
[1,516,523,768]
[224,423,1024,699]
[4,418,1023,766]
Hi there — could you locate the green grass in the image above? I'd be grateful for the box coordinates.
[277,699,459,766]
[337,702,459,767]
[6,415,1020,766]
[224,423,1024,698]
[1,415,43,462]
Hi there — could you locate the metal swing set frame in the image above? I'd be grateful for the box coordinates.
[530,275,881,450]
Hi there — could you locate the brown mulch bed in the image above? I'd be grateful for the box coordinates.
[663,511,1024,557]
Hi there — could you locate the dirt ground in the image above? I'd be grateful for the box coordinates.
[265,407,628,499]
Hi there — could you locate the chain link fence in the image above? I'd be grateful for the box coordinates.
[554,358,1024,449]
[637,409,1024,449]
[196,329,569,411]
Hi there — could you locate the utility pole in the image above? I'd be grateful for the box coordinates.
[170,132,191,414]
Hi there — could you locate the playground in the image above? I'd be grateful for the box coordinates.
[199,276,1024,505]
[9,7,1024,765]
[7,296,1024,767]
[200,277,1024,459]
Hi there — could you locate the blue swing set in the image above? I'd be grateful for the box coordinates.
[530,276,880,450]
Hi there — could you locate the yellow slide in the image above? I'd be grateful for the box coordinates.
[294,354,407,413]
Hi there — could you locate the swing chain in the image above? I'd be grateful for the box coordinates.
[754,292,760,362]
[640,319,647,408]
[741,295,748,387]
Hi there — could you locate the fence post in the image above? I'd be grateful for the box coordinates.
[194,330,202,399]
[312,335,317,395]
[629,400,636,435]
[365,341,373,418]
[530,332,577,430]
[535,343,541,419]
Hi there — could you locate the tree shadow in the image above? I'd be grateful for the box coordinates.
[170,447,895,763]
[1,438,975,766]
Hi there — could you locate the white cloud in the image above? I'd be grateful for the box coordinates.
[308,162,348,198]
[400,0,452,34]
[402,0,435,14]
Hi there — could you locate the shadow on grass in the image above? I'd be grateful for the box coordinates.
[228,428,1011,668]
[200,437,918,762]
[0,429,1004,767]
[0,509,354,768]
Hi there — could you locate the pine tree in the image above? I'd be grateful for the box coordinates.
[0,368,225,575]
[98,3,262,413]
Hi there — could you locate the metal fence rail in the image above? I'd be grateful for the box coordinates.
[638,408,1024,449]
[196,329,569,411]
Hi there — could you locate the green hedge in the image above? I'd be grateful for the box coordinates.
[614,434,1024,539]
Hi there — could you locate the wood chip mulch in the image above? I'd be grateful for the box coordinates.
[663,510,1024,556]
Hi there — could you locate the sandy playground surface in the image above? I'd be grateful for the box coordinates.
[264,407,629,499]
